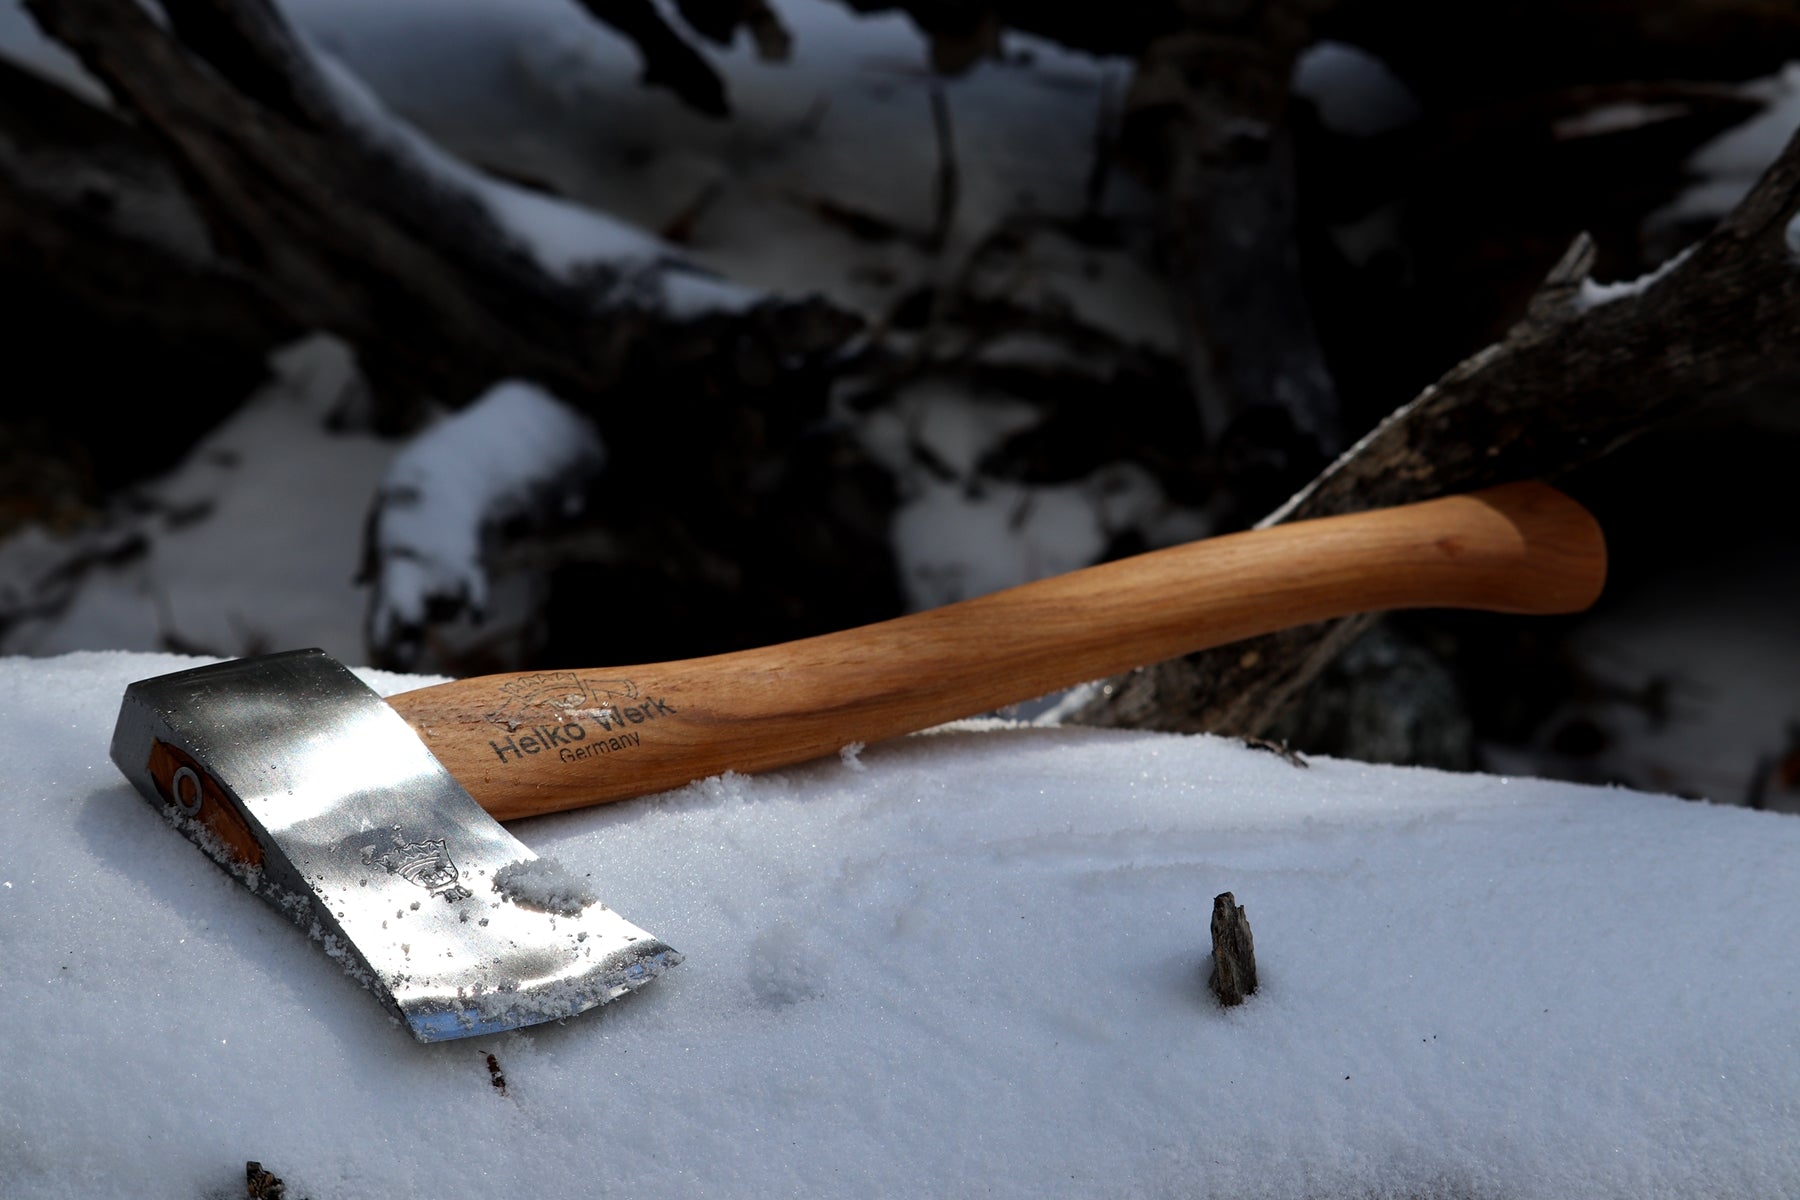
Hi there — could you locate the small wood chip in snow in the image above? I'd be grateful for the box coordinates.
[1208,892,1258,1007]
[245,1161,286,1199]
[486,1051,508,1095]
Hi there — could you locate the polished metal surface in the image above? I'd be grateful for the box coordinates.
[111,649,679,1042]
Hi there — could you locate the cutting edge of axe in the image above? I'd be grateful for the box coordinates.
[111,480,1605,1040]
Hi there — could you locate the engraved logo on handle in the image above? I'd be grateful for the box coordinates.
[481,672,678,767]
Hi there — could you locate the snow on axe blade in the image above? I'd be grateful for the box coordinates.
[110,483,1606,1040]
[110,650,679,1042]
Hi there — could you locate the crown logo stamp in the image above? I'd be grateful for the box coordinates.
[364,837,472,902]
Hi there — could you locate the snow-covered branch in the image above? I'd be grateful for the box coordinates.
[22,0,858,424]
[363,382,604,667]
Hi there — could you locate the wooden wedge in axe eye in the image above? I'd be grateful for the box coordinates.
[111,481,1605,1040]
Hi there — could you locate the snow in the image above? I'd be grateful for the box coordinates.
[277,0,1165,327]
[1290,42,1422,138]
[0,3,102,102]
[6,649,1800,1198]
[0,0,762,315]
[304,46,757,317]
[1573,246,1693,311]
[890,471,1171,609]
[366,380,602,650]
[1552,101,1692,141]
[0,336,388,661]
[1486,536,1800,809]
[1655,63,1800,231]
[491,856,600,917]
[856,379,1203,609]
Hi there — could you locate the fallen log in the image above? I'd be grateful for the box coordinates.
[1072,120,1800,735]
[23,0,859,439]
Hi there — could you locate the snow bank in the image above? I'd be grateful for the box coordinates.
[5,651,1799,1199]
[0,337,387,661]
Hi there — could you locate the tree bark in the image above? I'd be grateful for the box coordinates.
[1122,1,1344,492]
[1072,121,1800,735]
[1208,892,1258,1006]
[0,55,297,486]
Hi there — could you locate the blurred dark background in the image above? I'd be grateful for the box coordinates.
[2,0,1797,805]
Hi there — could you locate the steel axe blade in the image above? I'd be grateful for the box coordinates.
[111,649,679,1042]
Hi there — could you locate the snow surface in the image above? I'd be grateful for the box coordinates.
[278,0,1163,330]
[305,46,756,318]
[367,380,602,649]
[1655,63,1800,232]
[6,651,1800,1199]
[1290,42,1422,138]
[0,336,389,662]
[855,379,1205,609]
[1485,534,1800,810]
[0,3,101,102]
[1572,246,1694,311]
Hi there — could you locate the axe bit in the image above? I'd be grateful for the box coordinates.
[111,482,1605,1041]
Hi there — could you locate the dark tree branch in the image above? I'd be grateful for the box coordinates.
[1072,121,1800,735]
[926,80,958,253]
[834,0,1186,62]
[832,0,1800,78]
[1123,3,1343,474]
[0,53,295,463]
[674,0,792,60]
[22,0,858,440]
[156,0,334,127]
[1324,0,1800,109]
[569,0,732,117]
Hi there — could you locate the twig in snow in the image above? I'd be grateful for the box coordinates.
[484,1051,508,1096]
[1208,892,1257,1007]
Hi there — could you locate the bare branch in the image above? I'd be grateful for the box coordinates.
[1072,121,1800,734]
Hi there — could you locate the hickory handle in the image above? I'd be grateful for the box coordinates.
[386,481,1605,820]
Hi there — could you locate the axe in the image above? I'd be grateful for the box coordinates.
[111,482,1605,1041]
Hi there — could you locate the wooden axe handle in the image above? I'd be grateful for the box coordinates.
[386,481,1604,820]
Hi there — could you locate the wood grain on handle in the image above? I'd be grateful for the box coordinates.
[385,481,1604,820]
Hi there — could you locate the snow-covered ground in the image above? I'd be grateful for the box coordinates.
[6,650,1800,1199]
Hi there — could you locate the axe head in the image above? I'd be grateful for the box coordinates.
[110,649,679,1042]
